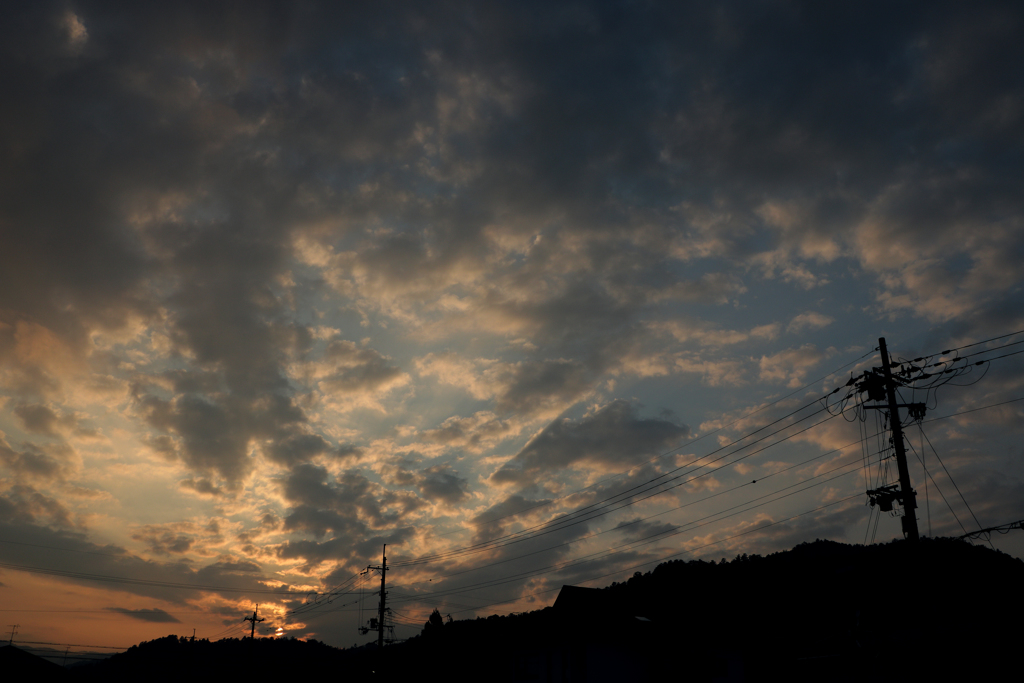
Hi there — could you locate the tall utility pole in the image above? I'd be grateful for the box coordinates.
[243,604,264,639]
[376,545,388,648]
[361,545,390,647]
[864,337,920,541]
[880,337,920,542]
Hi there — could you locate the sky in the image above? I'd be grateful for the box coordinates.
[1,0,1023,652]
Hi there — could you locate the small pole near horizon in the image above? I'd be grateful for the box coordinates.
[7,624,18,645]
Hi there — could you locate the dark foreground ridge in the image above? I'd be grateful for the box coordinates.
[70,538,1023,682]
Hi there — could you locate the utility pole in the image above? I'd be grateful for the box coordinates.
[243,604,264,639]
[377,545,388,648]
[360,544,389,647]
[7,624,17,645]
[863,337,920,541]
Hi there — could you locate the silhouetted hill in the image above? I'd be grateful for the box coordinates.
[383,538,1024,682]
[0,644,69,677]
[69,634,346,680]
[70,538,1024,682]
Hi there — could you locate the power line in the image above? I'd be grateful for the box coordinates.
[385,464,868,609]
[355,395,1022,618]
[393,402,842,568]
[443,349,877,533]
[438,493,866,618]
[399,432,877,588]
[284,395,1021,623]
[918,428,987,533]
[927,329,1024,356]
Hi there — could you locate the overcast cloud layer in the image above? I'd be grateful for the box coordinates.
[1,0,1023,648]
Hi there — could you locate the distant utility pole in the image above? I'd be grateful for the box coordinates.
[243,604,264,639]
[7,624,17,645]
[863,337,921,542]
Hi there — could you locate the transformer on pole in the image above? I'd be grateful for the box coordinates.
[862,337,920,541]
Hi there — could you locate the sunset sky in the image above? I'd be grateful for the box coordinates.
[2,1,1023,652]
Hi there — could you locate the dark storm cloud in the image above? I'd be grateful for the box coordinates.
[136,393,255,484]
[3,0,1020,480]
[106,607,181,623]
[281,464,427,538]
[490,400,689,486]
[131,529,194,556]
[264,433,362,467]
[415,464,470,505]
[614,518,678,544]
[276,528,415,571]
[0,516,298,605]
[0,484,74,527]
[179,477,225,497]
[470,494,552,545]
[0,437,73,482]
[423,412,515,451]
[0,0,432,482]
[13,403,63,436]
[316,341,406,395]
[0,0,1022,646]
[493,359,596,415]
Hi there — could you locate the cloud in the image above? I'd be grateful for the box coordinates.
[787,312,834,334]
[293,340,409,398]
[490,400,689,487]
[415,464,471,505]
[0,0,1021,646]
[0,484,75,527]
[417,354,602,419]
[106,607,180,623]
[0,437,75,482]
[758,345,830,388]
[280,464,427,546]
[131,519,229,557]
[264,433,363,467]
[422,411,520,452]
[13,403,64,436]
[613,518,678,544]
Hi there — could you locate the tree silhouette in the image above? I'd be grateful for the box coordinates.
[423,608,445,637]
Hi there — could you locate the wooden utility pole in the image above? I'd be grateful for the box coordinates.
[377,545,388,648]
[879,337,920,542]
[243,604,264,639]
[864,338,921,541]
[360,545,390,647]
